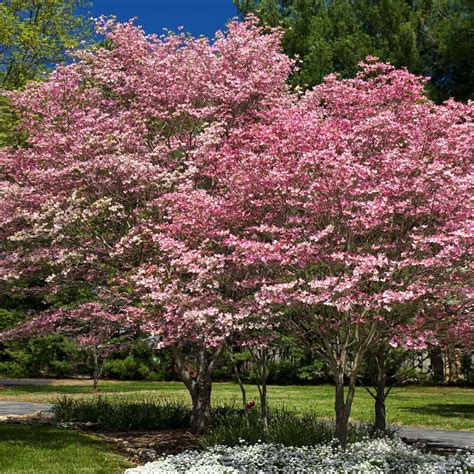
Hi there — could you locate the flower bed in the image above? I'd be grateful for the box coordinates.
[126,438,473,473]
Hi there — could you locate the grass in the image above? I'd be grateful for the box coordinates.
[0,424,132,473]
[0,379,473,430]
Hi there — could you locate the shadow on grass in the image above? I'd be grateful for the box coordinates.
[404,403,474,420]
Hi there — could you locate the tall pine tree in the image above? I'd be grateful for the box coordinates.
[235,0,473,101]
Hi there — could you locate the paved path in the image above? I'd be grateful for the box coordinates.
[0,401,52,415]
[398,426,474,450]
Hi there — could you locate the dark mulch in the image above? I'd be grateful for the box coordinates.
[96,429,201,464]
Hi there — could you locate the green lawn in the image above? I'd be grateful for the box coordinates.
[0,424,132,473]
[1,380,473,430]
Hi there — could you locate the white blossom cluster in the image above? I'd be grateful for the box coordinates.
[126,438,473,473]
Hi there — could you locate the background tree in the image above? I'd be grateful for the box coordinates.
[0,303,142,390]
[419,0,474,102]
[235,0,474,101]
[0,2,93,378]
[0,0,92,89]
[0,0,92,147]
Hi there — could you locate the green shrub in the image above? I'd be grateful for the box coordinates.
[0,335,78,378]
[104,356,160,381]
[52,395,191,431]
[52,397,387,447]
[263,359,329,385]
[203,408,375,448]
[103,342,175,381]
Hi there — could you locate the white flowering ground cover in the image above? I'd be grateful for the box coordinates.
[126,438,473,473]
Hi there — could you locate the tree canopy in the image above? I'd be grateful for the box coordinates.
[0,0,92,147]
[234,0,474,102]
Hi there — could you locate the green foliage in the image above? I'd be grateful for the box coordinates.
[360,345,421,388]
[421,0,474,102]
[203,408,377,447]
[247,358,328,385]
[0,94,24,147]
[0,303,84,378]
[0,307,24,330]
[52,395,192,431]
[0,0,92,89]
[0,0,93,147]
[234,0,474,101]
[245,336,329,385]
[104,342,174,381]
[0,334,79,378]
[104,356,159,381]
[51,396,381,443]
[0,0,89,315]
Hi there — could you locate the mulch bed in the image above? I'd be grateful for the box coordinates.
[96,429,201,463]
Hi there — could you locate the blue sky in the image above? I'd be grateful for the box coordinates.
[89,1,240,38]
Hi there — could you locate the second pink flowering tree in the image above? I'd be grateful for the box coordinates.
[181,58,473,445]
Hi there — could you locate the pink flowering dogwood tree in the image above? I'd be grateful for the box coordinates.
[0,16,293,431]
[175,58,472,445]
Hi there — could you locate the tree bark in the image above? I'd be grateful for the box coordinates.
[330,324,372,449]
[374,345,387,433]
[233,361,247,409]
[374,384,386,433]
[92,350,103,391]
[251,347,269,434]
[259,378,268,434]
[228,346,247,409]
[429,348,444,382]
[307,313,377,449]
[334,369,354,449]
[189,378,212,433]
[172,345,223,433]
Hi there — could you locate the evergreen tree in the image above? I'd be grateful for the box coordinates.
[235,0,473,101]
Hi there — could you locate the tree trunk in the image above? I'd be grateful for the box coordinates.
[172,346,223,433]
[325,324,375,449]
[374,385,386,433]
[252,348,269,434]
[233,363,247,409]
[446,349,461,384]
[92,350,102,391]
[429,348,444,382]
[332,342,365,449]
[374,345,387,433]
[334,370,352,449]
[190,379,212,433]
[259,379,268,434]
